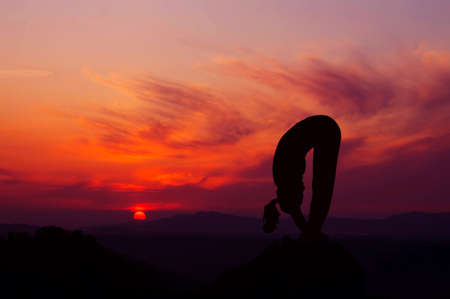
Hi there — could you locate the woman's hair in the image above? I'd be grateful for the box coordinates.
[263,199,280,233]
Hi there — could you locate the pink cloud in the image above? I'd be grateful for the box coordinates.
[3,49,450,217]
[78,49,450,214]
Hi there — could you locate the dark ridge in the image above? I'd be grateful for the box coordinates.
[0,226,183,299]
[0,223,38,237]
[84,211,450,239]
[211,237,365,299]
[324,211,450,238]
[85,211,264,236]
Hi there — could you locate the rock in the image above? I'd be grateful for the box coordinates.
[213,237,365,298]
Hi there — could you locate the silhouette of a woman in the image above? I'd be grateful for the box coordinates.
[263,115,341,239]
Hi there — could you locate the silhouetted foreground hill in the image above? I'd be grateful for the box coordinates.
[86,211,450,239]
[211,237,365,299]
[0,223,37,236]
[0,227,180,299]
[1,225,449,298]
[0,226,370,299]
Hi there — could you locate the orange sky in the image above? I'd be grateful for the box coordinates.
[1,1,450,220]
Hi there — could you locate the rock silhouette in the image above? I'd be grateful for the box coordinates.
[213,237,364,299]
[0,226,178,298]
[264,115,341,237]
[3,222,450,298]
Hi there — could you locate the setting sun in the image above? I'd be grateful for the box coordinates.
[133,211,147,220]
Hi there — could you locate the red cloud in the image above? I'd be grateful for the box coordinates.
[78,49,450,214]
[2,49,449,217]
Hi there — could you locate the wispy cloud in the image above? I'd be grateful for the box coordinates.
[82,69,261,149]
[82,49,450,172]
[9,48,447,213]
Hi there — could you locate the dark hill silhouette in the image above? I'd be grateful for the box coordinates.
[0,226,181,298]
[85,229,450,298]
[0,226,370,299]
[85,211,450,239]
[1,224,449,298]
[211,237,365,299]
[0,223,38,236]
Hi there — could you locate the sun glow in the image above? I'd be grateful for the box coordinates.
[133,211,147,220]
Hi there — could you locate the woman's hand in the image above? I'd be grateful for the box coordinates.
[263,199,280,233]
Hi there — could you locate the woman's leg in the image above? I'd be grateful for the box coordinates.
[290,207,308,232]
[307,125,341,235]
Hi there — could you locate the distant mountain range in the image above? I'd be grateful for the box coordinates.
[80,211,450,239]
[324,212,450,238]
[2,211,449,239]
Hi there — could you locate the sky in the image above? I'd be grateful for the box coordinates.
[1,0,450,226]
